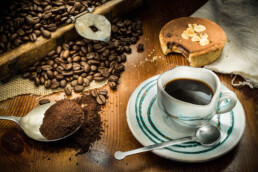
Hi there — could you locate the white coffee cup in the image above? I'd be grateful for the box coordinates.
[157,66,237,127]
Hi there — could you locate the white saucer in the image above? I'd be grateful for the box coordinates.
[126,75,246,162]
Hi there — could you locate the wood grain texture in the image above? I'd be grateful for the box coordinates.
[0,0,258,171]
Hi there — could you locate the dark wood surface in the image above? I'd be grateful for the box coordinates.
[0,0,257,171]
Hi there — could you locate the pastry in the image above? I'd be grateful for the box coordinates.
[159,17,226,67]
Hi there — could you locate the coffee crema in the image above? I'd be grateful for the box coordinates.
[164,79,213,105]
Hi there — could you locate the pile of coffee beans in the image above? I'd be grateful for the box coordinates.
[0,0,109,55]
[21,17,143,92]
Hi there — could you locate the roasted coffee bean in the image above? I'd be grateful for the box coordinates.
[34,30,41,36]
[100,69,110,78]
[29,72,37,80]
[98,89,108,96]
[88,59,100,65]
[81,46,88,54]
[74,85,84,93]
[52,78,58,83]
[73,74,79,79]
[91,65,97,71]
[46,59,54,66]
[109,75,119,82]
[124,46,131,54]
[87,75,93,82]
[109,82,117,90]
[25,16,34,25]
[56,46,62,54]
[91,90,98,97]
[39,99,50,105]
[51,82,59,89]
[56,74,64,80]
[17,29,25,37]
[94,76,105,82]
[10,33,18,41]
[62,71,73,76]
[73,63,81,70]
[60,80,67,88]
[61,50,70,58]
[40,76,45,84]
[47,70,54,79]
[64,63,72,71]
[93,43,102,50]
[77,76,83,85]
[108,54,117,61]
[115,64,125,71]
[94,73,102,77]
[47,50,56,57]
[116,21,125,28]
[121,54,127,62]
[41,29,51,38]
[47,24,57,32]
[74,69,84,75]
[64,87,72,96]
[44,80,51,89]
[73,56,80,62]
[86,52,95,59]
[83,78,90,87]
[137,43,144,52]
[42,65,52,71]
[96,95,106,105]
[34,77,40,86]
[71,80,78,87]
[22,72,30,78]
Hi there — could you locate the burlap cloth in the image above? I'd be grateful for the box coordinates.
[0,76,108,102]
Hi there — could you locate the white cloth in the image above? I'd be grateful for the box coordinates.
[192,0,258,88]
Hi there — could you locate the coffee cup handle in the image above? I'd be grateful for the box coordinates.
[216,90,237,114]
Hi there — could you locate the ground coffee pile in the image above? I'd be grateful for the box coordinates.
[38,92,103,155]
[72,93,103,154]
[40,99,84,140]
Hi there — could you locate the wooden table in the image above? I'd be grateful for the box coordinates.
[0,0,257,171]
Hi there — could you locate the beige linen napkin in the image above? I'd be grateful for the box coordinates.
[192,0,258,88]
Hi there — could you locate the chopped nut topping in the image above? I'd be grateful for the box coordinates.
[191,35,201,42]
[200,38,210,46]
[181,23,209,46]
[194,24,206,32]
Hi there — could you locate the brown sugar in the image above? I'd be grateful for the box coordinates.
[40,99,84,140]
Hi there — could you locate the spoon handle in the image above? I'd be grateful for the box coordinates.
[114,136,194,160]
[0,116,21,124]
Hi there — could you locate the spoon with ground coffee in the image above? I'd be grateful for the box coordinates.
[0,101,83,142]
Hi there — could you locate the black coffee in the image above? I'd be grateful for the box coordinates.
[164,79,213,105]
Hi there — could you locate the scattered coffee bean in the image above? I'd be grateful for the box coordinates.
[109,75,119,82]
[137,43,144,53]
[74,85,84,93]
[98,89,108,96]
[96,95,106,105]
[39,99,50,105]
[64,87,72,96]
[91,90,98,97]
[109,82,117,90]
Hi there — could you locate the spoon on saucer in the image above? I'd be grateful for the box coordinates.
[114,125,221,160]
[0,103,81,142]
